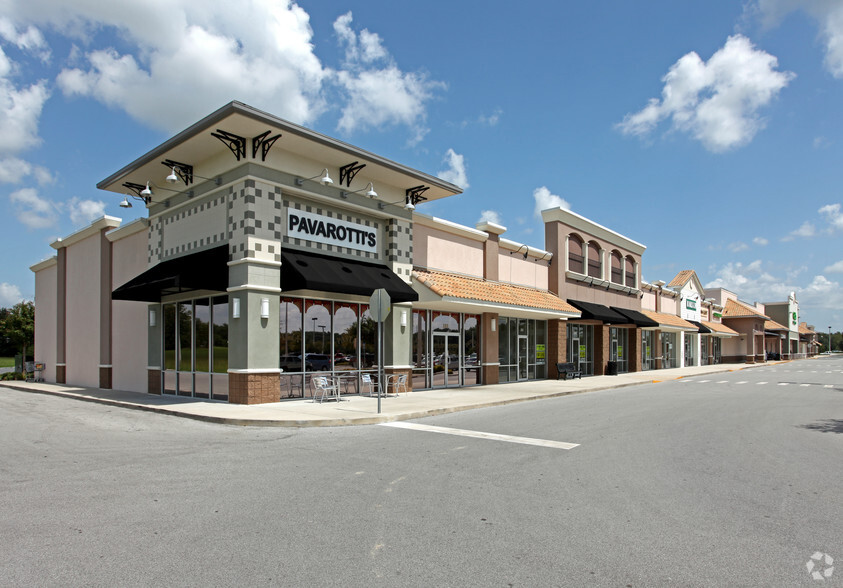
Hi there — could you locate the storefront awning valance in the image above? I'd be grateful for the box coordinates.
[112,245,229,302]
[568,300,628,324]
[688,320,712,334]
[611,306,660,327]
[281,249,418,303]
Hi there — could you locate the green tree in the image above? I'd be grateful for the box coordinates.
[2,301,34,363]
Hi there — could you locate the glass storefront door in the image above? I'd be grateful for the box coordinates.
[518,335,528,381]
[433,333,460,388]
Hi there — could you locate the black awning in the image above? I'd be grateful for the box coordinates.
[112,245,229,302]
[281,249,418,303]
[689,320,712,334]
[611,306,660,328]
[568,300,628,324]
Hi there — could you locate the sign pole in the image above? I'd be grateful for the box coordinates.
[369,288,391,415]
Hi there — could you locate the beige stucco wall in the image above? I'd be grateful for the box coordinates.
[414,223,484,277]
[65,232,102,387]
[641,289,656,311]
[111,229,149,393]
[33,263,57,382]
[661,297,677,315]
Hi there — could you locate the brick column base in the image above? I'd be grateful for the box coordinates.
[547,319,567,379]
[148,369,161,395]
[229,371,281,404]
[481,364,498,385]
[384,368,413,392]
[99,367,112,389]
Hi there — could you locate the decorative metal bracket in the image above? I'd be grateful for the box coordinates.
[161,159,194,185]
[252,130,281,161]
[122,182,150,203]
[406,185,429,206]
[211,129,246,161]
[339,162,366,187]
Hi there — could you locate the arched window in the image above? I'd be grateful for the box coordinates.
[587,241,602,279]
[568,235,584,274]
[611,250,623,284]
[625,256,636,288]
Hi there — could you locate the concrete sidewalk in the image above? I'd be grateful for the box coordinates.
[0,362,780,427]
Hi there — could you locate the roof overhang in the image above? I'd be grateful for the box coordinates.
[98,101,461,204]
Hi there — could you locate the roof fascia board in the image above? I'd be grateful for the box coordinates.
[50,215,122,249]
[413,212,488,242]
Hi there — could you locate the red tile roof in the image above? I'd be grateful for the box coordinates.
[412,269,580,315]
[702,321,739,336]
[722,298,769,320]
[764,319,788,331]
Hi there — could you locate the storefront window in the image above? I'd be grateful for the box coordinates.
[610,327,628,373]
[333,303,358,375]
[567,323,594,375]
[194,299,211,399]
[279,298,303,375]
[211,296,228,401]
[661,332,677,368]
[462,315,479,386]
[642,330,655,370]
[360,305,377,371]
[163,303,177,394]
[535,321,547,379]
[498,317,510,383]
[412,311,429,390]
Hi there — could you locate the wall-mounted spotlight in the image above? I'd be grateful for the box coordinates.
[295,168,333,186]
[119,196,132,209]
[341,182,378,199]
[163,161,222,187]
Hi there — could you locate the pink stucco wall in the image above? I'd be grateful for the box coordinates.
[34,264,57,382]
[64,232,102,388]
[497,253,549,289]
[414,223,484,277]
[111,229,149,393]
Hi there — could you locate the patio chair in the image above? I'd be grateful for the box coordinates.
[393,374,408,394]
[361,373,379,397]
[312,376,340,403]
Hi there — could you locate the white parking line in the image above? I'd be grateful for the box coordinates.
[380,422,580,450]
[825,385,834,388]
[737,381,748,384]
[757,381,767,385]
[800,384,811,387]
[778,383,789,386]
[717,380,728,384]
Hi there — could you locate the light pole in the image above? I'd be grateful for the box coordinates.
[318,325,327,354]
[829,326,832,354]
[311,317,317,352]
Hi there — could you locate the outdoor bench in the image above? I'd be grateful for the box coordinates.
[556,362,582,380]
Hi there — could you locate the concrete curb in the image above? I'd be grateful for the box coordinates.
[0,361,780,427]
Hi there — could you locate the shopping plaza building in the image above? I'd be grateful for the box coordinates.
[30,102,821,404]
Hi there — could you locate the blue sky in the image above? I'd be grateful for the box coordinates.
[2,0,843,332]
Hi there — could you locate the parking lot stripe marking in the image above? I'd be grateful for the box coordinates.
[757,381,767,385]
[717,380,728,384]
[800,384,811,387]
[778,383,788,386]
[380,422,579,450]
[737,381,748,384]
[824,385,833,388]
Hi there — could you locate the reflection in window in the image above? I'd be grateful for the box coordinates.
[463,315,479,386]
[211,296,229,401]
[625,256,636,288]
[360,305,376,370]
[163,304,177,371]
[280,298,303,374]
[412,311,428,390]
[178,302,193,372]
[568,235,584,274]
[611,251,623,284]
[333,303,358,373]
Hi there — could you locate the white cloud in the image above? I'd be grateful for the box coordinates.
[0,17,50,61]
[0,156,54,184]
[0,282,23,307]
[67,196,106,226]
[819,203,843,230]
[706,260,843,313]
[9,186,56,228]
[478,210,501,225]
[728,241,749,252]
[782,221,816,241]
[437,148,468,188]
[753,237,769,246]
[824,260,843,273]
[331,12,443,143]
[0,46,50,155]
[533,186,570,219]
[814,136,831,149]
[617,35,794,152]
[28,0,327,132]
[755,1,843,78]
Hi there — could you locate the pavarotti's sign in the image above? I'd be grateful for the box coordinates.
[287,209,378,254]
